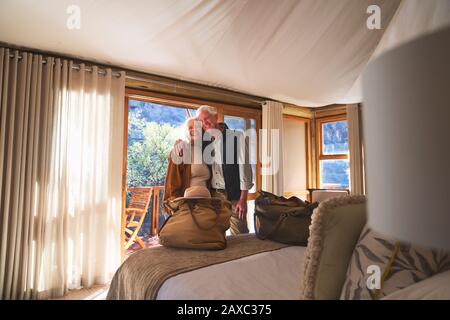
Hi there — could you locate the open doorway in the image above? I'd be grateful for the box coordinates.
[123,96,195,255]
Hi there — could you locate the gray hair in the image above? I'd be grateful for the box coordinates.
[196,105,217,117]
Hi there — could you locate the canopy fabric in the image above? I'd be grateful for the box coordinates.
[345,0,450,104]
[0,0,448,107]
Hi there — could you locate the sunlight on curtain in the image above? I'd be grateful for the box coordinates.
[261,101,284,196]
[0,48,125,299]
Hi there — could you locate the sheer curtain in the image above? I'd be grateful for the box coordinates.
[0,48,125,299]
[261,101,284,196]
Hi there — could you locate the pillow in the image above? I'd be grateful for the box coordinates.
[340,225,450,300]
[381,269,450,300]
[302,195,367,300]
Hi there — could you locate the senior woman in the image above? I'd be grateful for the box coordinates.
[163,117,211,210]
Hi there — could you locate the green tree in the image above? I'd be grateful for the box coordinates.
[127,122,183,187]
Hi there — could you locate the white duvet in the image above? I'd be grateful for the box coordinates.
[156,246,306,300]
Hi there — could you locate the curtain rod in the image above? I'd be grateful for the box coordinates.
[4,45,267,104]
[125,73,266,105]
[7,52,123,78]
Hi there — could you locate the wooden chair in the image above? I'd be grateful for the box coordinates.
[124,187,153,250]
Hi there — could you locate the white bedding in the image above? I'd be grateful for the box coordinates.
[156,246,306,300]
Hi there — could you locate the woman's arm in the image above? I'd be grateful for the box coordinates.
[162,152,185,214]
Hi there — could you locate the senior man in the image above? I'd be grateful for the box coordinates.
[197,105,253,234]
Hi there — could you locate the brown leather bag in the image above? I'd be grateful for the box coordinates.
[159,198,232,250]
[254,191,318,245]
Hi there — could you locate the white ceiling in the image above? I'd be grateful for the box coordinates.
[0,0,447,107]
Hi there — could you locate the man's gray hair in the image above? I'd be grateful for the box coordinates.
[196,105,217,117]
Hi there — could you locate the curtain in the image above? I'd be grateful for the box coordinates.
[347,104,364,195]
[0,48,125,299]
[261,101,284,196]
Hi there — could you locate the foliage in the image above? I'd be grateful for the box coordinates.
[127,121,183,187]
[128,100,194,128]
[127,101,190,188]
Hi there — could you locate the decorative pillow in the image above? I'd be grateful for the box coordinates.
[340,225,450,300]
[302,195,367,300]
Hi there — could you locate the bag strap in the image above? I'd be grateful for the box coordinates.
[163,199,180,215]
[186,199,221,231]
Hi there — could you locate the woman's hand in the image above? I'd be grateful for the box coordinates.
[173,139,183,157]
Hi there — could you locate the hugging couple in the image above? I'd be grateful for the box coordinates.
[162,105,253,235]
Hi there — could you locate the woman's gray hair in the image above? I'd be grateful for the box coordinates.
[196,105,217,117]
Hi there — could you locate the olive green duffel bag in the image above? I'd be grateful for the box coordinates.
[159,198,232,250]
[254,191,318,245]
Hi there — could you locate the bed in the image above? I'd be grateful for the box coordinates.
[107,234,306,300]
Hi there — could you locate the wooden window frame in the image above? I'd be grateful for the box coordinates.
[315,114,349,189]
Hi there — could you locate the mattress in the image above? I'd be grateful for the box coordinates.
[157,246,306,300]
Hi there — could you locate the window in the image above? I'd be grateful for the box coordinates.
[316,116,349,189]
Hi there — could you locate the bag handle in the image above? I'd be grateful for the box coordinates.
[186,199,222,231]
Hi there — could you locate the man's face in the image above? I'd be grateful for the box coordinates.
[197,111,218,131]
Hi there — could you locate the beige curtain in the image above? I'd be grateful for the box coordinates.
[0,48,125,299]
[261,101,284,196]
[347,104,364,195]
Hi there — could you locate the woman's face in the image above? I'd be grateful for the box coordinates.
[187,119,202,143]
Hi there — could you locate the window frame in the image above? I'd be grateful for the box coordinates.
[315,114,349,189]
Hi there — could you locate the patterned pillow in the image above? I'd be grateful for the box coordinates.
[340,225,450,300]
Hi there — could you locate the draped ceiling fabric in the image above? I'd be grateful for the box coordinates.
[345,0,450,104]
[0,0,404,107]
